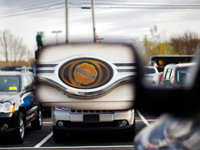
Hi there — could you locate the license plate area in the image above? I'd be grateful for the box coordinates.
[83,114,99,123]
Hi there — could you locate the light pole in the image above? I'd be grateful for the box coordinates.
[52,31,62,45]
[66,0,69,43]
[81,0,96,43]
[91,0,96,43]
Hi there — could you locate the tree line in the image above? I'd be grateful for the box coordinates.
[0,30,34,69]
[144,25,200,56]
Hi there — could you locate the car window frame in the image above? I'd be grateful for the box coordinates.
[165,68,172,79]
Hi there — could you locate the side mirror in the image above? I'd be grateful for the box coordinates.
[25,85,35,92]
[135,53,200,118]
[35,43,143,110]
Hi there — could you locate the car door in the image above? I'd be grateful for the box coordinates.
[27,74,38,120]
[22,74,37,124]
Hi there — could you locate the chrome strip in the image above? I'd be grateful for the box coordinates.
[36,74,135,99]
[36,55,136,99]
[36,70,55,73]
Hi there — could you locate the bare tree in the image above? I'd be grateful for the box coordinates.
[170,31,200,55]
[145,25,172,55]
[11,37,27,63]
[0,30,13,66]
[182,31,200,55]
[0,30,28,66]
[170,36,184,54]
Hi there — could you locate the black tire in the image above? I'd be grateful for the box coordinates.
[31,107,43,130]
[13,112,25,144]
[122,119,136,142]
[53,126,66,143]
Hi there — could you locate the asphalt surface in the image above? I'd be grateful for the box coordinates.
[0,111,158,150]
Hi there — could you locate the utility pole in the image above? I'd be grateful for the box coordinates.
[52,31,62,45]
[3,32,8,67]
[66,0,69,43]
[92,0,96,43]
[81,0,96,43]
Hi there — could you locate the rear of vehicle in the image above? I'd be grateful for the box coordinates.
[174,64,194,87]
[143,66,159,86]
[161,63,195,88]
[36,43,137,142]
[150,72,163,87]
[52,107,135,142]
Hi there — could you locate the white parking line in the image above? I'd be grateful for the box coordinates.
[0,145,135,149]
[136,110,151,126]
[34,131,53,148]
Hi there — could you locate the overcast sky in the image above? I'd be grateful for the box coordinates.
[0,0,200,59]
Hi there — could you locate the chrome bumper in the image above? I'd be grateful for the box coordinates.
[52,108,135,126]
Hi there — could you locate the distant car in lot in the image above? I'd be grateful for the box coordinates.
[0,71,42,144]
[15,67,35,74]
[144,66,159,85]
[161,63,195,88]
[1,66,21,71]
[149,72,163,87]
[1,66,35,74]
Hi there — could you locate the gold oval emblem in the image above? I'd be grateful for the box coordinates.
[74,63,97,85]
[59,58,113,89]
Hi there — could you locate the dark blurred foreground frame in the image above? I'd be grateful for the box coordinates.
[134,51,200,119]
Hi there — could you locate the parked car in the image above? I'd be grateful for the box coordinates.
[0,71,42,144]
[144,66,159,85]
[1,66,21,71]
[149,72,163,87]
[36,43,136,143]
[161,63,195,88]
[15,67,35,74]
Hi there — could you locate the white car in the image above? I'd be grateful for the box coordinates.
[36,43,137,142]
[143,66,159,85]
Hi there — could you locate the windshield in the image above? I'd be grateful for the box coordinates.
[0,76,20,92]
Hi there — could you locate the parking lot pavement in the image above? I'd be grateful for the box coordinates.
[0,111,158,150]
